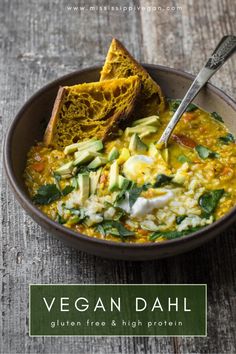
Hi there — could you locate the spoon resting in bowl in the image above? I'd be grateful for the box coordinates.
[158,35,236,147]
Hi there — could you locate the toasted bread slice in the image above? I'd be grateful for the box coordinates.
[100,38,165,116]
[44,76,141,149]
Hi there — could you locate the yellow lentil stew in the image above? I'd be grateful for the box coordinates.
[24,100,236,243]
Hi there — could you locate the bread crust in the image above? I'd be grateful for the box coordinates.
[103,77,141,140]
[43,76,141,148]
[43,87,66,146]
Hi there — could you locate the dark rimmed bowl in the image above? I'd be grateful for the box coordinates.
[4,64,236,260]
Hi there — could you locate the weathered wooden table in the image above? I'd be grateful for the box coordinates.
[1,0,236,353]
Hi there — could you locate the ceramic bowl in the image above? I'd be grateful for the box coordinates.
[4,65,236,260]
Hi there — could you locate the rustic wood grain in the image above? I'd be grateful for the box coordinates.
[0,0,236,353]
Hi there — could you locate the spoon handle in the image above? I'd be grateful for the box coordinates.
[158,35,236,147]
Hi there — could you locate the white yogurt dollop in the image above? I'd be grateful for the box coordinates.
[131,190,174,217]
[118,190,174,217]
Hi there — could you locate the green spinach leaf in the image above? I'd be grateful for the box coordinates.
[56,214,66,224]
[33,184,61,205]
[198,189,224,216]
[211,111,224,122]
[176,215,187,224]
[168,99,198,112]
[128,186,144,208]
[195,145,219,159]
[33,184,74,205]
[114,208,127,221]
[76,165,92,174]
[114,189,128,206]
[128,183,151,208]
[95,224,106,237]
[61,185,74,196]
[154,174,173,188]
[149,226,202,241]
[114,180,133,205]
[115,182,151,208]
[98,220,135,240]
[65,208,86,225]
[218,133,235,144]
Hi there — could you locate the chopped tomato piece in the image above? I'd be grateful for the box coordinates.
[31,162,45,172]
[183,112,197,122]
[172,134,197,148]
[221,166,233,176]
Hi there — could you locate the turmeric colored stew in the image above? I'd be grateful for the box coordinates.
[24,100,236,243]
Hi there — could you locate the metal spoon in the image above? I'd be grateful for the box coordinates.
[158,35,236,147]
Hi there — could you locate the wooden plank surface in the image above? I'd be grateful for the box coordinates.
[0,0,236,353]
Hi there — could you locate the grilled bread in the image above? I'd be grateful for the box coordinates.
[44,76,141,149]
[100,38,165,116]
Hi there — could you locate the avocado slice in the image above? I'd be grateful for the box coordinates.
[90,168,102,194]
[125,125,157,138]
[74,140,103,159]
[73,151,98,166]
[132,115,159,127]
[54,161,74,176]
[108,160,119,191]
[108,146,119,161]
[148,143,159,158]
[77,140,103,153]
[117,148,130,164]
[118,175,130,190]
[148,143,167,164]
[129,133,148,153]
[64,138,97,154]
[78,173,90,202]
[87,156,107,169]
[70,176,79,189]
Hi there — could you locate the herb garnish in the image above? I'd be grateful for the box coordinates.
[128,183,151,208]
[76,165,92,174]
[113,208,127,221]
[128,186,144,208]
[198,189,224,216]
[114,181,150,208]
[154,174,173,188]
[57,214,66,224]
[62,185,75,195]
[211,111,224,122]
[176,215,187,224]
[149,226,202,241]
[33,184,74,205]
[95,224,106,237]
[168,99,198,112]
[96,220,135,240]
[116,176,171,209]
[114,181,133,205]
[218,133,235,144]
